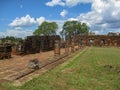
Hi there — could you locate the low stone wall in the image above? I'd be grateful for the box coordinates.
[77,35,120,47]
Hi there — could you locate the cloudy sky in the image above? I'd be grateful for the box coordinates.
[0,0,120,38]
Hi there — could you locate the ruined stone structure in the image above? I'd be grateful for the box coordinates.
[78,33,120,47]
[71,35,75,53]
[0,44,12,59]
[65,39,69,54]
[54,40,60,56]
[15,35,60,55]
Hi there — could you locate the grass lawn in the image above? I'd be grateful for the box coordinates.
[0,47,120,90]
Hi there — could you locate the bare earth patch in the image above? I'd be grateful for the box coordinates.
[0,48,66,83]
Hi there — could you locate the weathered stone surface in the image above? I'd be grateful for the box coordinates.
[28,59,40,69]
[15,35,60,55]
[77,35,120,47]
[65,39,69,54]
[54,40,60,56]
[0,44,12,59]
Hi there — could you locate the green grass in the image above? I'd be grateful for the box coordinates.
[1,47,120,90]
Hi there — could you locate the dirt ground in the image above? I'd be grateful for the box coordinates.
[0,46,80,86]
[0,48,66,81]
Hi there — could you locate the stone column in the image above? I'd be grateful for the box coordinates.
[117,38,120,47]
[54,40,60,56]
[71,35,75,53]
[78,41,80,49]
[65,39,69,54]
[78,39,81,49]
[114,40,117,46]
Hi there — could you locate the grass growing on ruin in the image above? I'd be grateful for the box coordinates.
[1,47,120,90]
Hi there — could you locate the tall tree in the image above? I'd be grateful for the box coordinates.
[62,21,89,39]
[33,21,58,36]
[81,23,89,35]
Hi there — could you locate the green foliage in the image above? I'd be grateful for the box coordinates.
[81,23,89,34]
[33,21,58,36]
[61,21,89,38]
[0,36,23,44]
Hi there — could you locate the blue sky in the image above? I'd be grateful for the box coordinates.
[0,0,120,38]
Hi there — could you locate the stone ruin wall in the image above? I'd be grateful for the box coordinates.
[77,35,120,47]
[0,44,12,59]
[0,34,120,59]
[14,35,61,55]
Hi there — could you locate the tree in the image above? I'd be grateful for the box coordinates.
[62,21,89,39]
[33,21,58,36]
[81,23,89,35]
[0,36,23,44]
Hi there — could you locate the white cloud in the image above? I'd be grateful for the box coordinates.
[9,15,46,27]
[6,0,120,38]
[0,28,33,38]
[68,18,78,21]
[0,32,6,38]
[46,0,93,7]
[8,29,33,38]
[46,0,120,34]
[60,9,68,17]
[65,0,93,7]
[7,15,66,38]
[92,30,102,35]
[36,17,45,25]
[9,14,36,27]
[71,0,120,34]
[14,27,23,30]
[46,0,65,7]
[55,20,65,34]
[0,20,65,38]
[6,15,46,38]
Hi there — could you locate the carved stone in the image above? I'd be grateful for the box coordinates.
[54,40,60,56]
[28,59,40,69]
